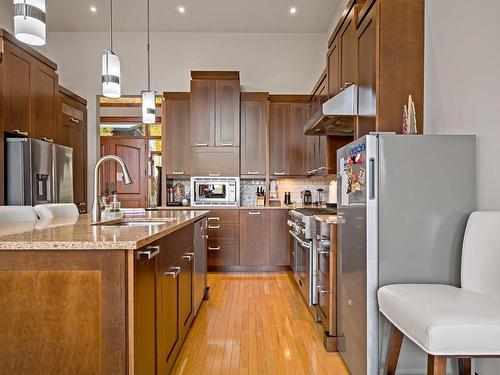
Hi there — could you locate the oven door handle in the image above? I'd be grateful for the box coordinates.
[288,230,311,248]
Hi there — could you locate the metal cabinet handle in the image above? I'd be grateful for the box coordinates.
[136,245,160,259]
[183,252,194,261]
[196,142,209,146]
[13,130,28,136]
[221,142,233,146]
[70,117,80,123]
[207,217,220,221]
[209,173,221,177]
[208,224,220,229]
[42,137,54,143]
[247,171,260,175]
[208,246,221,251]
[163,266,181,278]
[320,289,329,295]
[172,171,185,175]
[317,166,326,171]
[274,171,285,176]
[317,248,329,255]
[248,211,261,215]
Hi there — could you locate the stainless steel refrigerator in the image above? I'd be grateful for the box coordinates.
[6,138,74,206]
[336,134,476,375]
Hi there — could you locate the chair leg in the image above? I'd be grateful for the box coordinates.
[458,358,471,375]
[427,355,447,375]
[386,326,404,375]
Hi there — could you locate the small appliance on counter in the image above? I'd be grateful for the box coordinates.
[327,180,337,208]
[284,192,292,205]
[302,190,313,205]
[316,188,325,205]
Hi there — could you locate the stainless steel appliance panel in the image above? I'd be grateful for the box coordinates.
[53,144,74,203]
[193,218,208,314]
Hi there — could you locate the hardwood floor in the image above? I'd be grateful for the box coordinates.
[171,272,350,375]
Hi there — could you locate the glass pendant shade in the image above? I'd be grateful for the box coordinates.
[102,50,121,98]
[13,0,46,46]
[142,90,156,124]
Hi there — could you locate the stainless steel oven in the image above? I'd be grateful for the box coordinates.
[191,177,239,206]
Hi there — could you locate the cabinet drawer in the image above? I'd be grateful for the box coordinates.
[207,243,239,267]
[207,222,239,244]
[206,209,239,224]
[317,246,331,281]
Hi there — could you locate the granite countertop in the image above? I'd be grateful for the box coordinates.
[0,210,209,250]
[154,204,306,210]
[313,214,340,224]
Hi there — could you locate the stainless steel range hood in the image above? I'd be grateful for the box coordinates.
[304,84,357,136]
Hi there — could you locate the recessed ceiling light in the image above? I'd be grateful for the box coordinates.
[178,6,185,13]
[90,6,97,12]
[290,7,297,14]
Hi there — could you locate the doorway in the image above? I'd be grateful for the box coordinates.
[98,96,162,208]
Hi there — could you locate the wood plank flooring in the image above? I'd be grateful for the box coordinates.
[171,272,350,375]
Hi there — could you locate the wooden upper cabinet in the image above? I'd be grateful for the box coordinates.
[164,93,191,177]
[1,40,32,135]
[215,80,240,147]
[31,61,58,141]
[57,87,88,213]
[339,7,357,91]
[239,210,270,266]
[240,94,268,177]
[191,147,239,177]
[288,103,309,176]
[327,37,341,98]
[357,3,377,138]
[269,102,289,176]
[190,79,215,146]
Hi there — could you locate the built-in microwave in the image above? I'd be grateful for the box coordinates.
[190,177,240,206]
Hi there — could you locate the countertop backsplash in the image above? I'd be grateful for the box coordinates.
[240,180,266,206]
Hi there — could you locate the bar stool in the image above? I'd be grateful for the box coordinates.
[0,206,37,223]
[34,203,79,219]
[378,211,500,375]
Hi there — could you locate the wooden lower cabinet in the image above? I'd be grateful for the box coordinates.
[207,210,240,268]
[239,209,270,266]
[269,210,291,266]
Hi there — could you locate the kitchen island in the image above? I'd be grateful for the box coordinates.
[0,210,209,375]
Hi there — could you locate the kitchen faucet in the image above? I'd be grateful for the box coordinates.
[92,155,132,222]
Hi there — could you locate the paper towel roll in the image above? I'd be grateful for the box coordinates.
[328,180,337,204]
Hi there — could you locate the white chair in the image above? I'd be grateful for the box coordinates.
[378,211,500,375]
[34,203,79,219]
[0,206,37,224]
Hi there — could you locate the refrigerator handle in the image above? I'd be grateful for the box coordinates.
[369,157,376,200]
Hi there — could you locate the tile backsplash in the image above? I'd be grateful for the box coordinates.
[273,177,333,205]
[240,180,266,206]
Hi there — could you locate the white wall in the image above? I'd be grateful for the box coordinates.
[425,1,500,372]
[0,1,12,33]
[41,31,326,203]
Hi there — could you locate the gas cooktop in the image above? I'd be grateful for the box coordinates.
[294,207,337,216]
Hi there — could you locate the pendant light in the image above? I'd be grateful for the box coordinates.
[13,0,46,46]
[102,0,121,98]
[141,0,156,124]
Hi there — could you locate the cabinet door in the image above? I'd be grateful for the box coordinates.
[339,7,357,91]
[239,210,270,266]
[2,41,32,135]
[157,262,179,374]
[288,103,309,176]
[134,245,159,375]
[178,251,194,336]
[269,103,289,177]
[327,37,341,98]
[240,99,267,177]
[191,147,239,177]
[105,138,148,208]
[72,125,87,212]
[31,61,58,141]
[191,79,215,147]
[165,98,191,176]
[356,4,377,138]
[269,210,291,266]
[215,80,240,147]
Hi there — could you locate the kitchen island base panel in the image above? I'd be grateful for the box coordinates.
[323,331,339,352]
[208,265,290,272]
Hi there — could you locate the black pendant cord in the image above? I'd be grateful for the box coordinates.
[110,0,113,52]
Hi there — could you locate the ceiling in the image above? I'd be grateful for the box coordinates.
[46,0,341,33]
